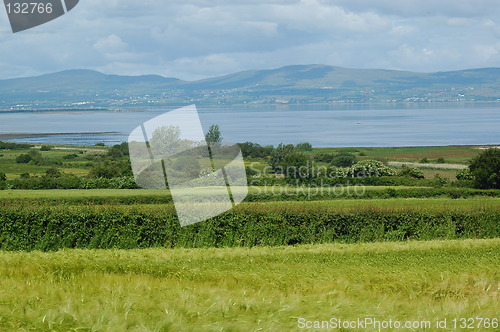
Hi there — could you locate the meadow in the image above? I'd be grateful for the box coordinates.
[0,142,498,330]
[0,239,498,331]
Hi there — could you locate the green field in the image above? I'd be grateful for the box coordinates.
[0,239,498,331]
[310,145,483,164]
[1,143,498,330]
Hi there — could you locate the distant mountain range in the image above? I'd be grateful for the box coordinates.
[1,64,500,109]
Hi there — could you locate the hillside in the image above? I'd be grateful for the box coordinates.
[1,65,500,108]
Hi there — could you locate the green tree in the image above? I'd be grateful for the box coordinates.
[398,165,424,179]
[331,152,357,167]
[16,154,32,164]
[280,152,312,179]
[205,125,223,145]
[456,168,474,181]
[296,142,312,151]
[44,167,62,178]
[269,143,296,172]
[469,148,500,189]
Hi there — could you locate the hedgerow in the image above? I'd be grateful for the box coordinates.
[0,204,498,251]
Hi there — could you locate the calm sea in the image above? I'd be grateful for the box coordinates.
[0,104,499,147]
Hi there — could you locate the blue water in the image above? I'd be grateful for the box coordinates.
[0,104,499,147]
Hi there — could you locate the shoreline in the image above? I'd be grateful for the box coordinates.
[0,132,121,140]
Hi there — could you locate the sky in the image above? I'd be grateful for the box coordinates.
[0,0,499,81]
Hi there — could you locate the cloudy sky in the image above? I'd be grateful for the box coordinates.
[1,0,499,80]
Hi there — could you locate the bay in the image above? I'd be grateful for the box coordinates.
[0,104,498,147]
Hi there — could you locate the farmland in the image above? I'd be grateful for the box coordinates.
[0,142,498,330]
[0,239,498,330]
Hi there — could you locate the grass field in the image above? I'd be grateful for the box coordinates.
[0,143,498,330]
[0,186,429,200]
[0,239,498,331]
[310,145,483,164]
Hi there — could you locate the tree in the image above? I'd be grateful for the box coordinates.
[331,152,357,167]
[280,152,312,179]
[205,125,223,145]
[350,160,397,177]
[149,125,182,156]
[296,142,312,151]
[44,167,62,178]
[398,165,424,179]
[469,148,500,189]
[16,154,32,164]
[269,143,296,172]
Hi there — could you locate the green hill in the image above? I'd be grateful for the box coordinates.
[1,65,500,107]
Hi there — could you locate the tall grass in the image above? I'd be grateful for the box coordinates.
[0,239,498,331]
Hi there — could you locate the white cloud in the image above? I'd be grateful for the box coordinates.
[93,34,127,52]
[0,0,499,80]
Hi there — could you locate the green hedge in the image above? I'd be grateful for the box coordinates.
[0,205,498,251]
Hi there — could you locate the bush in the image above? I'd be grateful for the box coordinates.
[398,165,424,179]
[63,154,79,160]
[0,173,6,181]
[314,153,334,163]
[40,145,52,151]
[0,205,498,251]
[436,158,445,164]
[331,152,357,167]
[0,141,33,150]
[469,148,500,189]
[237,142,274,159]
[108,142,129,158]
[16,154,32,164]
[350,160,397,177]
[456,168,474,181]
[420,158,429,163]
[296,142,313,151]
[89,160,132,179]
[45,167,62,178]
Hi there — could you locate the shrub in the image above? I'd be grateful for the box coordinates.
[16,154,32,164]
[45,167,62,178]
[456,168,474,181]
[350,160,397,177]
[63,154,79,160]
[398,165,424,179]
[314,153,334,163]
[0,205,497,251]
[0,173,6,181]
[420,158,429,163]
[331,152,357,168]
[436,158,445,164]
[40,145,52,151]
[469,148,500,189]
[432,174,449,188]
[296,142,313,151]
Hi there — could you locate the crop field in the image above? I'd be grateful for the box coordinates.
[0,239,498,331]
[311,145,483,164]
[0,143,498,330]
